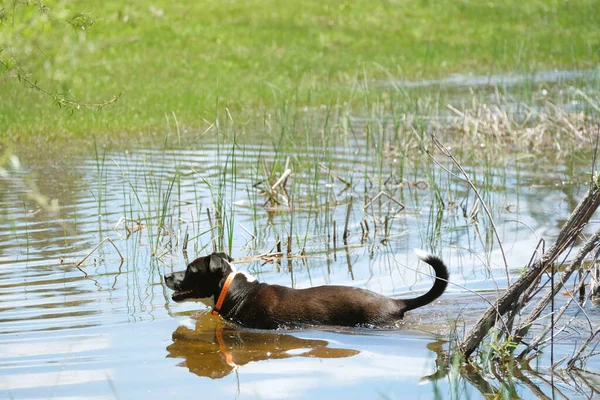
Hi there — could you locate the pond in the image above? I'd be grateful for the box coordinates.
[1,72,599,399]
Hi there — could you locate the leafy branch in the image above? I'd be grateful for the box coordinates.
[0,0,121,112]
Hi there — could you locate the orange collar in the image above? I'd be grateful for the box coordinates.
[212,272,237,316]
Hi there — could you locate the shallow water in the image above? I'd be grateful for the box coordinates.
[388,69,599,90]
[2,80,600,398]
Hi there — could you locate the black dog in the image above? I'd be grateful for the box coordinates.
[164,250,449,329]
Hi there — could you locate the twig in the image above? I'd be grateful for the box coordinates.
[10,64,123,111]
[362,191,405,212]
[319,163,352,186]
[182,225,190,265]
[287,235,293,272]
[568,326,600,369]
[384,215,389,240]
[271,168,292,191]
[360,221,366,244]
[431,135,510,284]
[75,237,123,268]
[343,197,352,243]
[183,225,189,251]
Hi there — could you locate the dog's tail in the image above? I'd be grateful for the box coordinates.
[400,249,449,312]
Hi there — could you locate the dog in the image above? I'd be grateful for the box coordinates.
[164,250,449,329]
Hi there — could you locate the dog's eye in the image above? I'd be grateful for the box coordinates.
[188,264,198,274]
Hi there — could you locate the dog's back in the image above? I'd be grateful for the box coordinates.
[229,284,400,328]
[224,251,449,329]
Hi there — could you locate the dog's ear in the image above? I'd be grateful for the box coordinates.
[211,252,234,262]
[187,254,214,274]
[209,252,233,274]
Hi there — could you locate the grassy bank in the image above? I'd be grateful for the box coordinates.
[1,0,599,138]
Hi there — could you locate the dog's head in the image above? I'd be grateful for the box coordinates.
[164,252,234,305]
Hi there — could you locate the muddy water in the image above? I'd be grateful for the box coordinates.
[1,137,599,400]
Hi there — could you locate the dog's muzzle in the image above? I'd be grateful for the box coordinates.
[164,271,197,302]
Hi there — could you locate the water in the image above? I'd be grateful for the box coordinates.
[1,91,600,398]
[388,69,599,89]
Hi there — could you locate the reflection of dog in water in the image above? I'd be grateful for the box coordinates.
[166,312,360,379]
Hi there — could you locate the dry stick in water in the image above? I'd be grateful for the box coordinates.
[510,364,554,399]
[384,215,389,241]
[271,168,292,192]
[182,226,190,265]
[591,259,600,300]
[276,236,282,272]
[363,191,405,213]
[515,228,600,358]
[568,326,600,369]
[75,237,124,268]
[182,226,189,252]
[319,163,351,187]
[287,235,293,272]
[457,181,600,359]
[343,198,352,244]
[360,222,365,244]
[268,168,292,206]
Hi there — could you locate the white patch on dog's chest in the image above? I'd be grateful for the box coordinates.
[224,260,256,283]
[239,270,257,282]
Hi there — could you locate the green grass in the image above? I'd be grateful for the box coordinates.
[1,0,599,137]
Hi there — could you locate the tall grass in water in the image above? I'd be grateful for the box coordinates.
[205,73,597,260]
[92,139,108,229]
[113,142,182,258]
[85,71,598,284]
[195,108,242,254]
[85,72,599,267]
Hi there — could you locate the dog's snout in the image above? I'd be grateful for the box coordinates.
[164,272,173,281]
